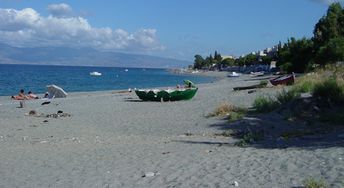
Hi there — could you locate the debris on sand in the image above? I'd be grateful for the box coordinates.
[142,171,159,178]
[46,111,71,118]
[41,101,51,105]
[26,110,71,118]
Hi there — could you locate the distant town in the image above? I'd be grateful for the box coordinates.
[187,44,280,74]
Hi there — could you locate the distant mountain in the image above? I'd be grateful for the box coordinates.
[0,43,191,68]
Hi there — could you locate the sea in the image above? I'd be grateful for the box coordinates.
[0,64,214,96]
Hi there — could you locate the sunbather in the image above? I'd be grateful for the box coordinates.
[11,89,29,100]
[27,91,39,99]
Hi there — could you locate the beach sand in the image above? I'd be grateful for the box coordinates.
[0,73,343,187]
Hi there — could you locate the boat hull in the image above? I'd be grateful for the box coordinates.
[90,72,102,76]
[135,88,198,101]
[250,71,264,77]
[228,72,241,77]
[233,82,267,91]
[269,74,295,86]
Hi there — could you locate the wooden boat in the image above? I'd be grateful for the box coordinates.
[233,82,267,91]
[250,71,264,77]
[269,74,295,86]
[135,88,198,101]
[135,80,198,101]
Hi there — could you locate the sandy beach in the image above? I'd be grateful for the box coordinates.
[0,73,343,188]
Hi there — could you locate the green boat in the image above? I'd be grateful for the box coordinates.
[135,80,198,101]
[135,88,198,101]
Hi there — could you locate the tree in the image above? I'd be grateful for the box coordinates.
[221,58,235,67]
[277,37,314,73]
[234,57,246,66]
[193,51,224,69]
[193,54,204,69]
[244,54,257,65]
[207,55,214,67]
[313,3,344,65]
[214,50,222,62]
[316,37,344,64]
[313,3,343,48]
[261,56,272,65]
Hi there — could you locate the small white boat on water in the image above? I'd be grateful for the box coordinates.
[90,71,102,76]
[228,72,241,77]
[125,69,129,72]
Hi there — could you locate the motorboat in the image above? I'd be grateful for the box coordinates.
[90,71,102,76]
[228,72,241,77]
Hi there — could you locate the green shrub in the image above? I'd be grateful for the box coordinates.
[312,78,344,103]
[302,177,327,188]
[291,80,316,93]
[208,103,247,122]
[214,130,234,137]
[207,103,234,117]
[234,131,264,147]
[319,109,344,125]
[280,62,293,73]
[228,110,246,123]
[281,130,316,139]
[253,96,279,113]
[276,89,300,104]
[259,80,268,86]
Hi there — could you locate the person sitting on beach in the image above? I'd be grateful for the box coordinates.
[176,83,192,89]
[185,82,192,88]
[27,91,39,99]
[11,89,29,100]
[43,92,51,98]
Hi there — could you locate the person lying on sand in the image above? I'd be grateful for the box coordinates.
[27,91,40,99]
[11,89,29,100]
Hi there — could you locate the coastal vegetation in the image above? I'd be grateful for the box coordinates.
[302,177,327,188]
[210,64,344,148]
[193,3,344,73]
[234,131,264,147]
[253,64,344,118]
[193,51,225,69]
[252,88,300,113]
[272,2,344,73]
[207,102,247,122]
[206,4,344,151]
[252,96,279,113]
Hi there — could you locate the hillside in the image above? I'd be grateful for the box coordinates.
[0,43,191,68]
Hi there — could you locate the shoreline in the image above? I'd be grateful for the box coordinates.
[0,70,225,99]
[0,69,225,99]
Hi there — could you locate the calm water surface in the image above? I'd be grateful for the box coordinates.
[0,64,214,96]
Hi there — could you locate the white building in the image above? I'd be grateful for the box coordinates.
[222,55,235,60]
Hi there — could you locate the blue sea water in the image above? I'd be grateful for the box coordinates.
[0,64,214,96]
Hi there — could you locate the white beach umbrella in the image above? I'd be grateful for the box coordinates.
[46,85,68,98]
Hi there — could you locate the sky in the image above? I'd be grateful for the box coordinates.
[0,0,342,61]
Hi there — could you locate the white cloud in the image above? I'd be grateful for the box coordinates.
[0,8,39,31]
[47,3,72,18]
[0,4,164,53]
[310,0,344,5]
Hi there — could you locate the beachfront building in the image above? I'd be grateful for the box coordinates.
[222,55,236,60]
[258,50,267,57]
